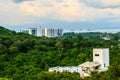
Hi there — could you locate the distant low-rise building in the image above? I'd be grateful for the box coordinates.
[28,28,37,36]
[101,35,111,40]
[20,29,29,34]
[20,28,37,36]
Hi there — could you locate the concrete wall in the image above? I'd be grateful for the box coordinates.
[93,48,109,69]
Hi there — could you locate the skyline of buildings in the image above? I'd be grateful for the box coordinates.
[20,28,63,37]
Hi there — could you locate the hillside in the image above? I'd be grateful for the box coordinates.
[0,26,120,80]
[0,26,16,36]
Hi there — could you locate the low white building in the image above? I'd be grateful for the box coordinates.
[101,36,111,40]
[79,48,109,77]
[48,48,110,78]
[49,66,81,73]
[28,28,37,36]
[20,28,37,36]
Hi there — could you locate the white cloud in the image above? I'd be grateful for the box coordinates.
[1,0,120,25]
[0,0,42,25]
[19,0,120,22]
[18,0,94,21]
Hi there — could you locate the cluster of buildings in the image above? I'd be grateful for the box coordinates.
[20,28,63,37]
[42,28,63,37]
[48,48,109,78]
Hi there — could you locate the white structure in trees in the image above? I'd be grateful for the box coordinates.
[48,48,110,78]
[93,48,109,69]
[28,28,37,36]
[79,48,109,78]
[49,66,81,73]
[20,28,37,36]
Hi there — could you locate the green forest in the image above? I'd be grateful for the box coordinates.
[0,26,120,80]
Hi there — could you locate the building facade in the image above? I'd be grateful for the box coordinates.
[21,28,37,36]
[93,48,109,69]
[28,28,37,36]
[42,28,63,37]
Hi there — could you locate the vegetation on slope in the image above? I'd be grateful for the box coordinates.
[0,26,120,80]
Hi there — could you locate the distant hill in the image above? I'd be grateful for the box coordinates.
[0,26,16,36]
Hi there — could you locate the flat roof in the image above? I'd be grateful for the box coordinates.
[79,61,101,68]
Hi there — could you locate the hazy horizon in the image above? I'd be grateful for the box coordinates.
[1,0,120,32]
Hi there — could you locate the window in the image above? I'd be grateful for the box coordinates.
[95,54,99,56]
[32,30,36,35]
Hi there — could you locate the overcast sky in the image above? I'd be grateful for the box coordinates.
[1,0,120,29]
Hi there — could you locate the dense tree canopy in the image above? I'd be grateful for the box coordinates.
[0,26,120,80]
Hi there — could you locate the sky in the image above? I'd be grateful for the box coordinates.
[1,0,120,31]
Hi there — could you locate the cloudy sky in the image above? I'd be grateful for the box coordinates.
[1,0,120,30]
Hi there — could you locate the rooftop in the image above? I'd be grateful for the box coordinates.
[79,61,100,68]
